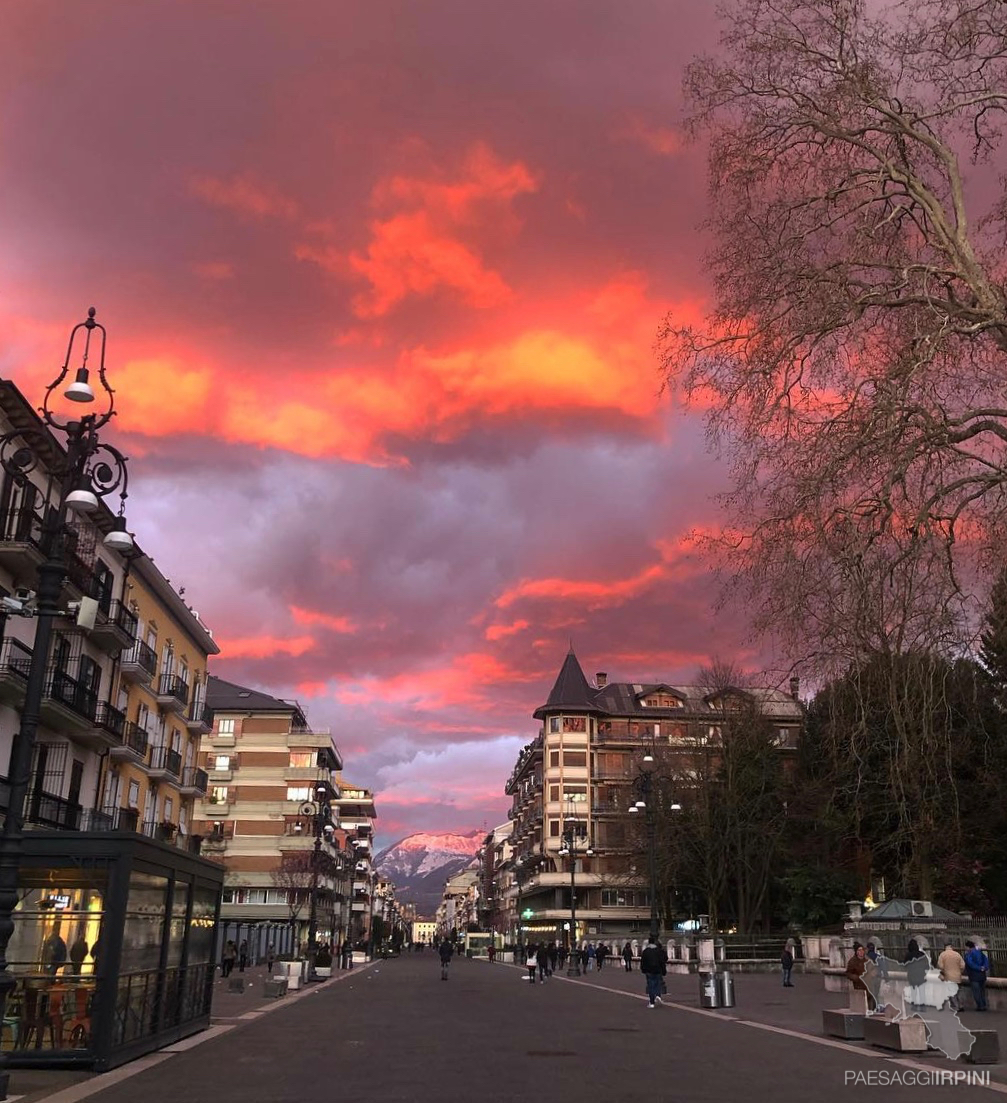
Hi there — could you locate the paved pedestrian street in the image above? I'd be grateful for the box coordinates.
[29,956,1002,1103]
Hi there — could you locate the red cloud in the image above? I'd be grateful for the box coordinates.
[217,634,315,659]
[190,173,299,219]
[290,605,356,633]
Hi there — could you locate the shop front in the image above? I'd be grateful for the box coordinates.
[2,830,222,1070]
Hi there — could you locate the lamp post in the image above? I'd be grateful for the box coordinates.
[0,309,132,1099]
[629,746,681,944]
[558,817,593,976]
[296,786,335,979]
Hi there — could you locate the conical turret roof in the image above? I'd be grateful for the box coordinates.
[533,648,598,718]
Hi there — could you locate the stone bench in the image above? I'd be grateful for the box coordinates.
[227,977,245,994]
[263,977,288,999]
[864,1015,928,1052]
[964,1029,999,1064]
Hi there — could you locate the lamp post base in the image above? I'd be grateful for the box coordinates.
[566,962,581,977]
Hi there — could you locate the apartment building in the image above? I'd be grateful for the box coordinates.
[195,677,347,960]
[504,649,803,943]
[476,822,512,934]
[334,782,378,948]
[435,867,479,938]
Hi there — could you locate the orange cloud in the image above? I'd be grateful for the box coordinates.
[616,115,682,156]
[485,619,530,640]
[217,634,315,659]
[190,173,298,219]
[113,356,213,435]
[290,605,356,633]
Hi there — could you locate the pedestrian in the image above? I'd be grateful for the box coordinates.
[964,941,990,1011]
[640,936,667,1008]
[781,938,795,988]
[221,939,236,978]
[845,942,868,993]
[266,942,276,975]
[623,942,633,972]
[547,940,558,976]
[536,941,550,982]
[526,943,538,984]
[340,940,352,969]
[596,943,608,970]
[586,943,596,971]
[580,946,590,972]
[937,942,965,1011]
[488,943,496,962]
[439,938,454,981]
[557,944,568,970]
[866,941,878,964]
[238,939,248,972]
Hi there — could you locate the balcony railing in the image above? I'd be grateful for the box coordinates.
[112,600,139,638]
[0,638,32,680]
[149,746,182,778]
[123,639,157,676]
[95,701,126,739]
[1,505,43,548]
[85,805,140,832]
[24,790,83,830]
[158,673,189,704]
[45,668,98,722]
[180,767,208,794]
[121,720,149,757]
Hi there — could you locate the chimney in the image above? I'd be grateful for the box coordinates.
[596,672,607,688]
[789,676,800,701]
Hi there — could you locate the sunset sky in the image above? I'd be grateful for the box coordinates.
[1,1,764,845]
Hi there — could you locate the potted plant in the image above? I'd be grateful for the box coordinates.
[314,945,333,979]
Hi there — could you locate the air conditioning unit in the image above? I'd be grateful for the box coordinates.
[910,900,933,918]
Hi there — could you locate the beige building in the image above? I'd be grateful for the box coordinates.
[335,782,378,947]
[194,677,347,960]
[411,920,437,945]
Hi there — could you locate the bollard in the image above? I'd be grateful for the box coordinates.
[699,971,721,1009]
[718,970,736,1008]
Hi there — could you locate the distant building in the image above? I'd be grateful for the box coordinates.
[503,649,803,944]
[412,919,437,944]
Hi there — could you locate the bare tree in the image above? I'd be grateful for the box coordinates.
[661,0,1007,604]
[271,851,314,954]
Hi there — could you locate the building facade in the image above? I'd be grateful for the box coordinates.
[334,782,378,948]
[503,649,803,944]
[194,677,348,961]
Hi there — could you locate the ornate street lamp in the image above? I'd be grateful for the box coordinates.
[557,817,593,976]
[296,785,336,979]
[0,309,132,1099]
[629,744,680,944]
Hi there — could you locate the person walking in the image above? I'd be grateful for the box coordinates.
[640,937,667,1008]
[965,941,990,1011]
[866,942,879,964]
[845,942,868,993]
[526,944,539,984]
[596,943,608,970]
[238,939,248,973]
[557,944,567,970]
[586,943,596,972]
[266,942,276,975]
[547,941,558,976]
[781,938,795,987]
[623,942,633,972]
[580,945,590,972]
[439,938,454,981]
[340,940,352,970]
[938,942,965,1011]
[221,939,237,978]
[536,941,550,982]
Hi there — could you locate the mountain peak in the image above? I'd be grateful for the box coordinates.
[375,830,484,916]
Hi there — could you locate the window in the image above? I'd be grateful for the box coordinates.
[549,819,560,837]
[549,785,559,802]
[549,751,560,768]
[562,716,587,733]
[127,779,140,809]
[289,752,314,768]
[549,717,560,733]
[211,786,229,804]
[563,786,587,802]
[163,797,173,821]
[643,693,684,708]
[562,751,587,767]
[287,786,310,802]
[137,702,150,732]
[217,718,235,735]
[214,754,231,771]
[93,560,113,613]
[601,890,650,907]
[161,645,173,677]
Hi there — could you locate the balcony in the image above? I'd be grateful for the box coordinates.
[156,674,189,715]
[89,600,138,655]
[147,745,182,781]
[109,720,150,765]
[185,696,210,734]
[85,805,140,832]
[120,640,157,685]
[60,543,95,599]
[179,767,208,796]
[591,802,627,816]
[0,638,31,707]
[141,818,177,843]
[85,701,127,752]
[23,790,84,831]
[41,668,98,736]
[594,725,650,745]
[208,758,234,782]
[0,506,44,577]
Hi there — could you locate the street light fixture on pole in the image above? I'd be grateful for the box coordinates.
[0,309,133,1099]
[296,786,336,979]
[557,816,593,976]
[629,744,680,944]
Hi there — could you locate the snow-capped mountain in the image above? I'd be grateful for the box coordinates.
[376,831,482,916]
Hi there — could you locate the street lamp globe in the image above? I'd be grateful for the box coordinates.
[66,487,100,512]
[64,367,95,403]
[103,516,134,552]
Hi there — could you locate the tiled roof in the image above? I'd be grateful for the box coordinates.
[206,675,299,714]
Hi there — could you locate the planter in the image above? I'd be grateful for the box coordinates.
[315,966,332,978]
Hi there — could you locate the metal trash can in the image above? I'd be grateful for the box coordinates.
[718,970,736,1008]
[699,971,721,1009]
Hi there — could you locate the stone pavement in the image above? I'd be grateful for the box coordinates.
[18,954,998,1103]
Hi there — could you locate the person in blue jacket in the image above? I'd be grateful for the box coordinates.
[964,941,990,1011]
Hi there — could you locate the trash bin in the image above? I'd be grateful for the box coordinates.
[718,970,736,1008]
[699,971,721,1009]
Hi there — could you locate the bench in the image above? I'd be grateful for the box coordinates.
[964,1029,999,1064]
[864,1015,928,1052]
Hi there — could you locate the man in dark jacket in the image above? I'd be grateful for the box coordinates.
[439,939,454,981]
[640,937,667,1008]
[964,941,990,1011]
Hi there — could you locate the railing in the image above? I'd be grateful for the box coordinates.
[592,769,635,781]
[123,639,157,675]
[85,805,140,831]
[62,546,95,594]
[181,767,208,793]
[24,790,83,830]
[140,818,176,841]
[149,746,182,777]
[187,696,207,724]
[158,673,189,703]
[121,720,149,757]
[107,600,139,639]
[46,668,98,721]
[112,963,214,1049]
[0,637,32,679]
[96,701,126,738]
[0,505,43,548]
